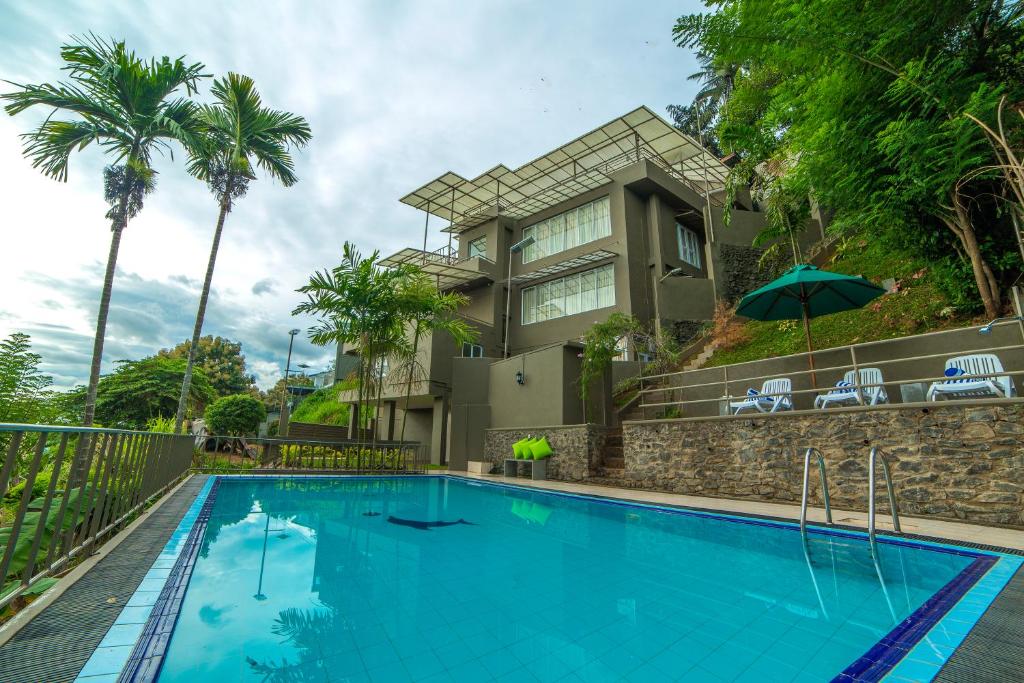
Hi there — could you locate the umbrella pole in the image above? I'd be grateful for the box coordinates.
[802,300,817,389]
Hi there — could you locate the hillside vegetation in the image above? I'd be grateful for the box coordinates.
[705,236,983,368]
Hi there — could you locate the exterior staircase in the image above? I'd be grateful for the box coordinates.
[597,427,625,476]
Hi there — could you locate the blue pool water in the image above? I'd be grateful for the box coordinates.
[154,477,981,682]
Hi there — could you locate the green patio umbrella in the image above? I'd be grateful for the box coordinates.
[735,264,886,384]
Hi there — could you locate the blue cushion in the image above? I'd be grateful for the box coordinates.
[944,367,965,378]
[747,388,759,397]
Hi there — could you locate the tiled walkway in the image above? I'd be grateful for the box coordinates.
[0,476,208,683]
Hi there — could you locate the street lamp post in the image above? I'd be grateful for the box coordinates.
[503,235,536,358]
[277,328,301,437]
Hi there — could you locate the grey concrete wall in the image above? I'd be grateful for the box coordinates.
[448,357,494,470]
[621,400,1024,529]
[666,323,1024,418]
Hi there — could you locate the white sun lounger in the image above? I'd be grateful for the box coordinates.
[926,354,1016,401]
[815,368,888,409]
[731,378,793,414]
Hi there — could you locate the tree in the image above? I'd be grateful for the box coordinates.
[261,374,313,415]
[173,74,311,433]
[0,333,55,425]
[93,356,215,429]
[3,35,207,426]
[674,0,1024,317]
[204,394,266,436]
[160,336,256,398]
[389,273,475,445]
[293,243,418,440]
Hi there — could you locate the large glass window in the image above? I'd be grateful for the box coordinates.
[522,196,611,263]
[521,263,615,325]
[468,236,487,259]
[676,223,702,269]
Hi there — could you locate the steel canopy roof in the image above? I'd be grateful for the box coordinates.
[400,106,729,234]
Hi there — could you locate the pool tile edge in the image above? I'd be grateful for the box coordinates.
[72,476,217,683]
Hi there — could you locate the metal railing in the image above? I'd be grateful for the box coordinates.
[191,434,428,474]
[0,424,193,610]
[799,447,832,535]
[634,324,1024,418]
[868,447,901,544]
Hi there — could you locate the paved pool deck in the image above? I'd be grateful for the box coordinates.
[0,471,1020,682]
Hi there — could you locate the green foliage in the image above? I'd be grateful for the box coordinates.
[146,415,177,433]
[205,394,266,436]
[289,378,357,426]
[293,242,477,441]
[160,336,255,398]
[0,333,55,425]
[675,0,1024,315]
[579,313,644,405]
[706,234,976,366]
[95,356,215,429]
[261,374,313,414]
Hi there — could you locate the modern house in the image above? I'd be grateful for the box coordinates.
[334,106,824,464]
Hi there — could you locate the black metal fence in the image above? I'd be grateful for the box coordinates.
[0,424,193,610]
[191,434,428,474]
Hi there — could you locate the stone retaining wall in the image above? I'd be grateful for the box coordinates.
[621,400,1024,528]
[483,424,612,482]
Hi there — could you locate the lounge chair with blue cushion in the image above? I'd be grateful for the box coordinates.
[730,378,793,414]
[815,368,888,409]
[926,354,1016,401]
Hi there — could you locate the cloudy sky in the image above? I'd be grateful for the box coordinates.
[0,0,704,390]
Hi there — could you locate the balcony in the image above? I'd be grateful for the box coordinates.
[380,244,498,290]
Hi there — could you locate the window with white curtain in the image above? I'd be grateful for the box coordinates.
[468,236,487,259]
[522,196,611,263]
[676,223,702,268]
[521,263,615,325]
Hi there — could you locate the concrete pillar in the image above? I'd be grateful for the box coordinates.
[384,400,397,441]
[430,394,450,465]
[347,403,359,439]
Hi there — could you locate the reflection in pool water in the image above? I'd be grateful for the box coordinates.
[155,477,977,682]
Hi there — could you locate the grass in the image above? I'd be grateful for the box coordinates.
[289,379,355,426]
[705,236,981,367]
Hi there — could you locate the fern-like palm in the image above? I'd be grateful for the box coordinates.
[3,35,207,426]
[173,73,311,432]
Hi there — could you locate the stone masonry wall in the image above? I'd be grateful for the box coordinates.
[719,243,769,303]
[621,401,1024,529]
[483,424,612,482]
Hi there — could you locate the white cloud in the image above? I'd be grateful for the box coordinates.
[0,0,704,392]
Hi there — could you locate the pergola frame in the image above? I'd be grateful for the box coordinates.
[399,106,730,235]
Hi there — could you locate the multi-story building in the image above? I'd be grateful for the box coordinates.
[335,106,824,464]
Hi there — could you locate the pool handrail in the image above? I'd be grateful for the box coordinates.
[799,447,832,536]
[868,446,901,544]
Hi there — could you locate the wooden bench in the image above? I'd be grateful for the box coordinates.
[504,458,547,480]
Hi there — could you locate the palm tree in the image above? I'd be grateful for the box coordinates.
[173,73,311,433]
[3,35,207,426]
[391,274,475,446]
[294,243,417,440]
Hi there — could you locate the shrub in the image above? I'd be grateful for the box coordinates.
[205,394,266,436]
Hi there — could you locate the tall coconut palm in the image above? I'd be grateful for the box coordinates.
[3,35,207,426]
[173,73,311,433]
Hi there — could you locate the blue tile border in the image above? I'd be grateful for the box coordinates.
[116,476,221,682]
[70,473,1020,683]
[71,476,218,683]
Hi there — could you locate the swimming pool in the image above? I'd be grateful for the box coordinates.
[90,476,1018,682]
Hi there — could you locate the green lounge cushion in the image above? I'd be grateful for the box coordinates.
[530,436,553,460]
[514,437,534,459]
[512,438,529,459]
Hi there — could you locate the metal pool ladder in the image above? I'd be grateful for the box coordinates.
[868,446,901,543]
[800,447,832,536]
